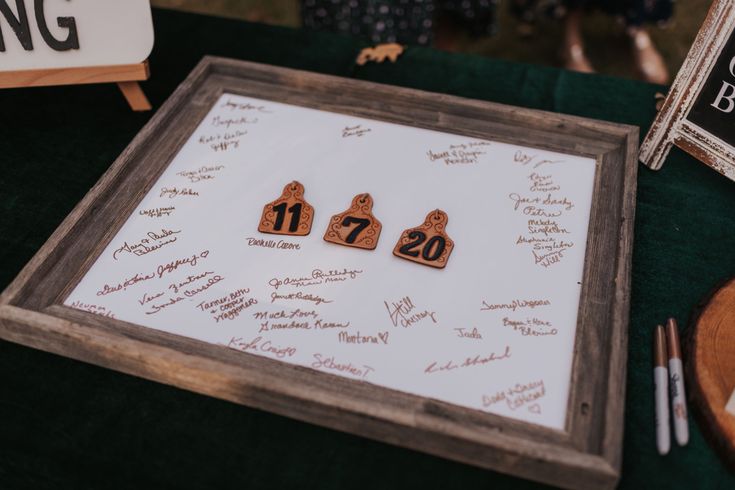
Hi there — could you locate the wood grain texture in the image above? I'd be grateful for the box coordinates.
[639,0,735,180]
[686,277,735,471]
[0,57,638,490]
[117,81,153,112]
[0,61,150,88]
[0,61,151,111]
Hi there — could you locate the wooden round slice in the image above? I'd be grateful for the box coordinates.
[686,277,735,471]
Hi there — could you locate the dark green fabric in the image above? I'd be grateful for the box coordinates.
[1,8,733,490]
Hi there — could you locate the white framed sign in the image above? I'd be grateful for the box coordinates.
[0,0,154,71]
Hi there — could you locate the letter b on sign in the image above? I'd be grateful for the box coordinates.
[711,81,735,113]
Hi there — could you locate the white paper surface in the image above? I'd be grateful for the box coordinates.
[65,93,597,430]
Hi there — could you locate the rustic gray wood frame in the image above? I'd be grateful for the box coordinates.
[640,0,735,180]
[0,57,638,490]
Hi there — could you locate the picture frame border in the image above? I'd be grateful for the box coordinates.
[0,56,638,490]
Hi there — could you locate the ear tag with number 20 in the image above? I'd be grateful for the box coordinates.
[393,209,454,269]
[324,193,382,250]
[258,181,314,236]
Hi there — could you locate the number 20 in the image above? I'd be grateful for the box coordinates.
[398,231,446,261]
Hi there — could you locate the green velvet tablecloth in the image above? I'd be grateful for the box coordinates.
[1,8,734,490]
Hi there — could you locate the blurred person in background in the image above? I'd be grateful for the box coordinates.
[301,0,499,49]
[301,0,672,84]
[513,0,673,83]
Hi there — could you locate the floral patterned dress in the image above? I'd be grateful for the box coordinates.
[511,0,674,27]
[301,0,673,47]
[301,0,499,46]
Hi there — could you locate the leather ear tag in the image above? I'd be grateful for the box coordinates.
[258,181,314,236]
[324,193,382,250]
[393,209,454,269]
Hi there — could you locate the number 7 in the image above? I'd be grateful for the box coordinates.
[341,216,370,243]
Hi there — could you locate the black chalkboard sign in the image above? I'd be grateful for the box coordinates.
[688,32,735,145]
[641,0,735,182]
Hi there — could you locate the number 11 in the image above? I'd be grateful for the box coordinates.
[272,202,302,232]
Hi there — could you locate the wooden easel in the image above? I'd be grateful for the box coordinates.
[0,60,152,111]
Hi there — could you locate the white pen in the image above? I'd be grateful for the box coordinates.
[654,324,670,455]
[666,318,689,446]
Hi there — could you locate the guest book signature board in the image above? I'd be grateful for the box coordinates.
[65,92,596,430]
[0,58,637,489]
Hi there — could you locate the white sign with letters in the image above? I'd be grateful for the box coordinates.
[0,0,153,71]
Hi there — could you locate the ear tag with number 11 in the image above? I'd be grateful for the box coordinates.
[393,209,454,269]
[324,193,382,249]
[258,181,314,236]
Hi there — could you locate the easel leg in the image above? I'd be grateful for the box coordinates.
[117,81,152,111]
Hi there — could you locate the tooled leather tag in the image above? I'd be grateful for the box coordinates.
[393,209,454,269]
[258,181,314,236]
[324,193,382,250]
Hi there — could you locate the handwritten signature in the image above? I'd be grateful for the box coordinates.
[425,346,512,374]
[384,296,437,328]
[112,229,181,260]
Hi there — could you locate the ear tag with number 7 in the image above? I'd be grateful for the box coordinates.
[393,209,454,269]
[324,193,382,250]
[258,181,314,236]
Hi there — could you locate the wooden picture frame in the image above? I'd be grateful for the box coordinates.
[640,0,735,180]
[0,57,638,490]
